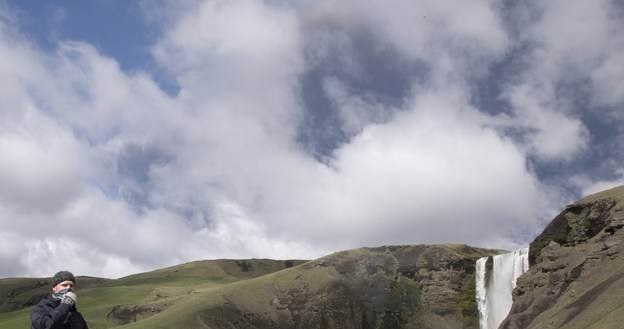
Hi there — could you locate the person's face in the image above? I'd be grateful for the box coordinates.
[52,280,74,293]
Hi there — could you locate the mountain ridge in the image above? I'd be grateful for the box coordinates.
[0,245,499,329]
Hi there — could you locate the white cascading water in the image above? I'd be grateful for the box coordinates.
[475,248,529,329]
[475,257,489,329]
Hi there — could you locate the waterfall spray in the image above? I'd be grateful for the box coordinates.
[475,248,529,329]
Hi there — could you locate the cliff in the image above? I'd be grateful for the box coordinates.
[501,185,624,329]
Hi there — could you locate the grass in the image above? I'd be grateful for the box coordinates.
[0,259,303,329]
[0,246,499,329]
[580,185,624,204]
[0,308,30,328]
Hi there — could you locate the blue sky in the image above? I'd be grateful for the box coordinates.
[10,0,179,94]
[1,0,623,278]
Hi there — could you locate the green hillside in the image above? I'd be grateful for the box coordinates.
[0,259,304,329]
[0,245,498,329]
[116,244,499,329]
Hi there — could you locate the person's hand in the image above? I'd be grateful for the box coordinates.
[61,291,77,306]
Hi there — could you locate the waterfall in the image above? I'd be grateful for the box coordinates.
[475,248,529,329]
[475,257,489,329]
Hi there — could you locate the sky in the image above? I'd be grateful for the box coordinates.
[1,0,623,279]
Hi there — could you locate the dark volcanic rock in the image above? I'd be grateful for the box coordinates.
[501,185,624,329]
[528,198,616,266]
[107,302,169,325]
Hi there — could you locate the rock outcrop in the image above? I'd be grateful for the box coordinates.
[501,185,624,329]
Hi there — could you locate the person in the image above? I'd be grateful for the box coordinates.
[31,271,89,329]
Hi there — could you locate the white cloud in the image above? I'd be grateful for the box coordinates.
[3,0,619,279]
[530,0,611,68]
[322,77,393,136]
[592,49,624,107]
[301,0,509,84]
[502,83,590,161]
[318,91,548,247]
[0,108,86,213]
[0,232,29,276]
[499,0,624,162]
[540,0,624,108]
[153,0,303,106]
[0,1,315,278]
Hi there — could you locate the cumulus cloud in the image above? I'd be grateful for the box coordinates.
[0,0,621,278]
[322,77,393,136]
[498,0,624,162]
[501,83,590,161]
[0,108,86,214]
[300,0,509,85]
[317,91,547,247]
[529,0,624,108]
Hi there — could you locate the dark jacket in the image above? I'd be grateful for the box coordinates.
[31,295,88,329]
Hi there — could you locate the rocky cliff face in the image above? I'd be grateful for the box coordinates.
[501,186,624,329]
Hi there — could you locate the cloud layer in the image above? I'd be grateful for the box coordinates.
[1,0,623,278]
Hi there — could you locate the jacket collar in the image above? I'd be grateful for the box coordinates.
[41,294,60,306]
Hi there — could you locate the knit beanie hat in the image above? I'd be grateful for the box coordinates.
[52,271,76,287]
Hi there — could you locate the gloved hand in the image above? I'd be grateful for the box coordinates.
[61,291,77,306]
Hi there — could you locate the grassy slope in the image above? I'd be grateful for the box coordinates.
[116,253,350,329]
[118,244,498,329]
[0,277,108,312]
[579,185,624,203]
[0,259,304,329]
[0,245,499,329]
